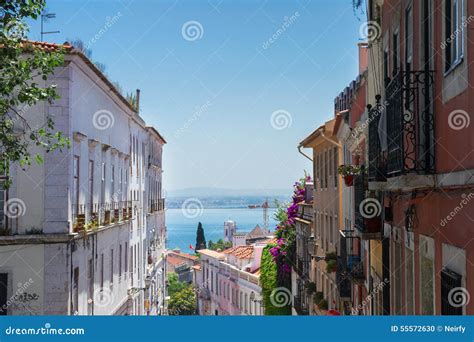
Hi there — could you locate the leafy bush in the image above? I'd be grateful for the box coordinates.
[261,245,291,315]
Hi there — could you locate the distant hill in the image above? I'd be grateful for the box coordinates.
[165,187,290,198]
[164,188,292,209]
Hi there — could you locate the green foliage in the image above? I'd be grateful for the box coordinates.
[167,272,187,297]
[260,245,291,315]
[195,222,206,251]
[167,286,196,315]
[208,238,231,251]
[307,282,317,295]
[0,0,70,187]
[326,259,337,273]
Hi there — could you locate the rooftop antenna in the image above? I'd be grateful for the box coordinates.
[40,11,60,42]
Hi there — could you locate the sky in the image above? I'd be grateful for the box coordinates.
[28,0,367,192]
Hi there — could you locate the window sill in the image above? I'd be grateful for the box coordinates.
[444,57,464,77]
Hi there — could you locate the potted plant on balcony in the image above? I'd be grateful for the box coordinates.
[326,259,337,273]
[307,282,317,295]
[338,165,363,186]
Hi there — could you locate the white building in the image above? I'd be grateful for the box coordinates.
[0,41,166,315]
[223,221,236,243]
[195,244,266,316]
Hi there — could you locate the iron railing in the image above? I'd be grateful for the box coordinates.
[385,70,435,176]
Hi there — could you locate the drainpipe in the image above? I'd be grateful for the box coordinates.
[298,145,313,161]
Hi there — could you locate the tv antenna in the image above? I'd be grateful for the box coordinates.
[40,11,60,41]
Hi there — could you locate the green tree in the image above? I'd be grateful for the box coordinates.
[208,238,231,251]
[167,272,187,297]
[168,286,196,315]
[0,0,70,186]
[195,222,206,251]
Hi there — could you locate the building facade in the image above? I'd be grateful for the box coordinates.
[196,245,265,316]
[365,0,474,315]
[0,42,166,316]
[299,119,343,314]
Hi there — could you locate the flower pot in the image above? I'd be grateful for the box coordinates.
[343,175,355,186]
[364,217,381,233]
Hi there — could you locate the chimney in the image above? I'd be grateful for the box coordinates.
[358,42,369,74]
[136,89,140,112]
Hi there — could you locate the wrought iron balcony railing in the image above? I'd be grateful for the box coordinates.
[367,96,386,182]
[384,70,435,176]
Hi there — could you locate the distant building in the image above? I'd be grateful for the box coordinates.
[195,244,267,316]
[224,221,236,243]
[166,250,198,284]
[232,232,247,247]
[230,225,271,247]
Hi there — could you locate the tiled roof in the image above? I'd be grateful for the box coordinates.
[197,249,224,259]
[222,245,254,259]
[264,237,278,245]
[246,225,267,239]
[167,255,186,267]
[22,40,73,52]
[168,251,198,261]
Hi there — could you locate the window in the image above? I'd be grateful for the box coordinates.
[87,259,93,314]
[333,147,338,187]
[72,267,79,314]
[124,242,128,274]
[383,48,390,86]
[405,246,414,314]
[119,244,122,279]
[110,249,114,287]
[111,165,115,201]
[405,4,413,72]
[73,156,80,213]
[420,237,435,315]
[100,253,104,290]
[88,160,94,212]
[0,273,7,315]
[392,29,400,76]
[101,163,106,205]
[441,268,463,315]
[445,0,465,71]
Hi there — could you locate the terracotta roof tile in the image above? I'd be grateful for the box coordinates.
[223,245,254,259]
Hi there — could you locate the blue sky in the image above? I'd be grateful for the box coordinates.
[28,0,366,192]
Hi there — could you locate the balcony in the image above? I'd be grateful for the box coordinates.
[72,201,133,234]
[149,198,165,213]
[347,255,365,283]
[368,70,435,181]
[354,173,382,240]
[336,256,351,301]
[293,296,309,316]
